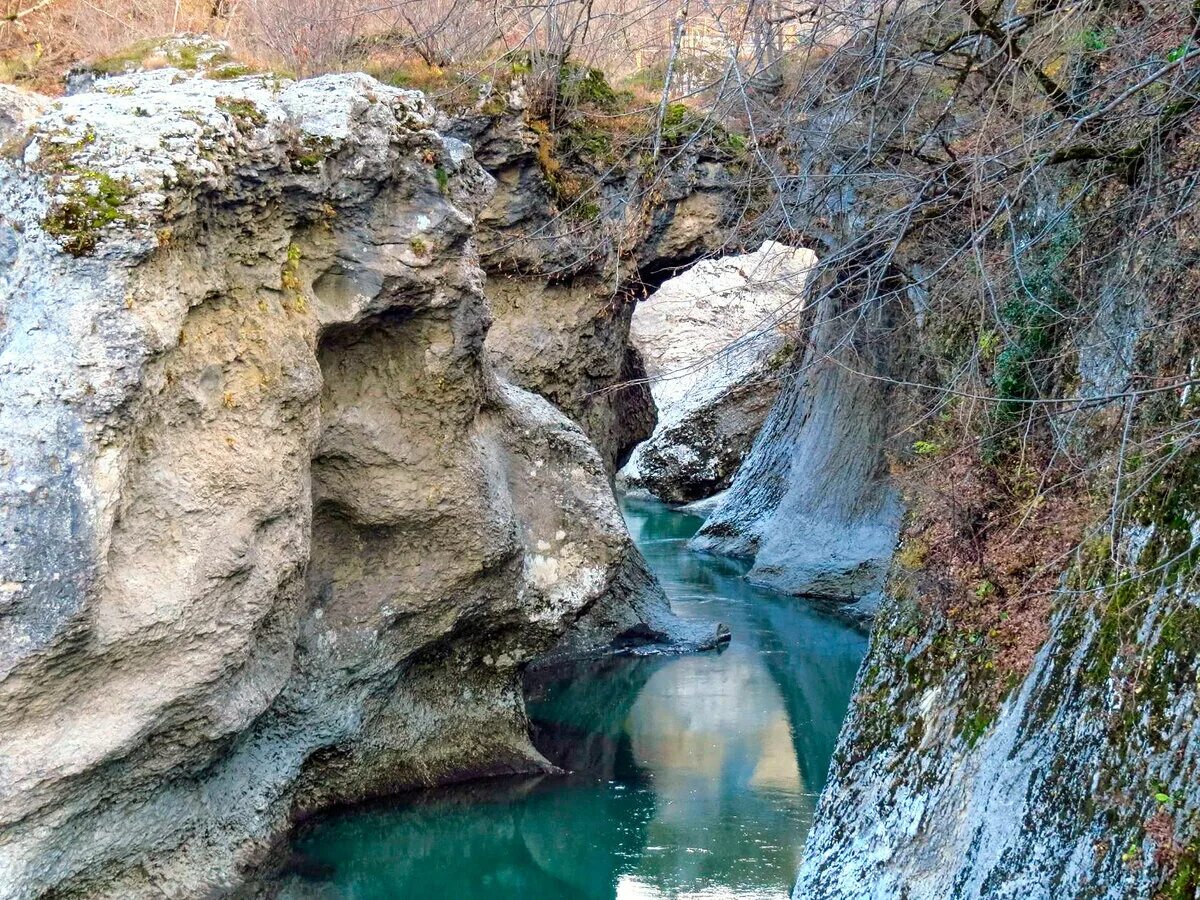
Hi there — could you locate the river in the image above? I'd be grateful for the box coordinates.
[277,495,867,899]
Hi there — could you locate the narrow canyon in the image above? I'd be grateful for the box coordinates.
[1,7,1198,898]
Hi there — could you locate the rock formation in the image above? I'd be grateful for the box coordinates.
[689,280,904,622]
[784,180,1200,899]
[617,241,815,503]
[448,103,742,470]
[0,85,45,143]
[796,520,1200,899]
[0,70,718,899]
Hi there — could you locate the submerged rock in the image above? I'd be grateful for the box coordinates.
[0,71,718,899]
[617,241,816,503]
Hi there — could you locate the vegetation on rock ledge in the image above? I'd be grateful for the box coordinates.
[42,169,131,255]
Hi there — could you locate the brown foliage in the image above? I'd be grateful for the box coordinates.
[892,440,1096,680]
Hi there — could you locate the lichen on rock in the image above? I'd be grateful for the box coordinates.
[0,84,46,145]
[796,507,1200,900]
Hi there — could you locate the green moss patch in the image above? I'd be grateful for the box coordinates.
[216,97,267,132]
[290,133,336,172]
[33,126,97,174]
[42,170,132,256]
[556,62,623,112]
[88,37,235,76]
[990,214,1080,428]
[206,64,259,81]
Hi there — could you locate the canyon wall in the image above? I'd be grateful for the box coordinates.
[796,506,1200,899]
[689,278,904,623]
[449,103,743,470]
[788,232,1200,898]
[773,54,1200,893]
[0,71,717,898]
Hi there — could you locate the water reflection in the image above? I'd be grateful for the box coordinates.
[277,496,866,899]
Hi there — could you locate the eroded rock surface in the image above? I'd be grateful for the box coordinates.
[796,525,1200,899]
[484,276,657,475]
[0,71,717,899]
[0,84,45,142]
[617,241,815,503]
[449,108,742,470]
[689,284,903,622]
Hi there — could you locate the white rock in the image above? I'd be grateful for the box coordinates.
[618,241,816,503]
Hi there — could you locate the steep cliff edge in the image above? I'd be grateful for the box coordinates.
[757,2,1200,886]
[788,215,1200,896]
[688,277,905,622]
[0,71,717,899]
[796,495,1200,899]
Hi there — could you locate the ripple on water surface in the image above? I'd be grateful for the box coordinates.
[279,495,867,900]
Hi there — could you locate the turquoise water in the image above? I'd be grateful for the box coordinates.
[279,495,867,899]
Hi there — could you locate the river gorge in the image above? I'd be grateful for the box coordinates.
[1,20,1198,899]
[274,496,866,899]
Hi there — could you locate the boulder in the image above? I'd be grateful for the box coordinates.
[618,241,816,503]
[0,84,46,143]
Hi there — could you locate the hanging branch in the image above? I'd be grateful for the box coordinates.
[2,0,60,25]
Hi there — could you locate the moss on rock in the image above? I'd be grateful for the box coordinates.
[42,170,132,256]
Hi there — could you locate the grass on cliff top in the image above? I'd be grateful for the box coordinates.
[361,50,748,226]
[85,36,238,76]
[0,31,264,93]
[364,52,633,118]
[363,49,746,151]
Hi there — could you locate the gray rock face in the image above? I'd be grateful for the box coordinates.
[448,108,742,470]
[689,286,903,621]
[0,71,718,899]
[618,241,816,503]
[796,526,1200,900]
[0,84,46,143]
[484,275,657,474]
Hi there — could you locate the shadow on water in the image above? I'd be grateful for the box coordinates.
[277,495,866,900]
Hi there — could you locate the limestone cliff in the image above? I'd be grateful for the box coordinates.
[786,197,1200,897]
[688,275,904,622]
[796,505,1200,899]
[449,103,744,470]
[752,10,1200,883]
[617,241,816,504]
[0,71,717,899]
